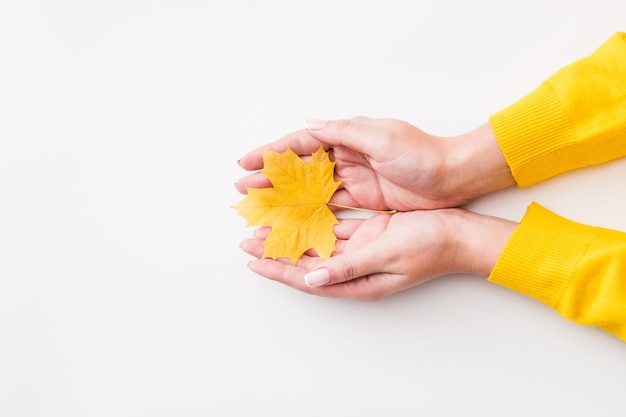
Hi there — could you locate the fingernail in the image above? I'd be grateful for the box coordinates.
[304,119,327,130]
[304,268,331,287]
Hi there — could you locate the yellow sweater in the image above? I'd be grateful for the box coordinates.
[488,32,626,341]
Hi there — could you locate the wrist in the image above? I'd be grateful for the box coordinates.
[443,123,515,204]
[450,209,518,277]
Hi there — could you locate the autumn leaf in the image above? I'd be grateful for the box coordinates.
[234,146,341,265]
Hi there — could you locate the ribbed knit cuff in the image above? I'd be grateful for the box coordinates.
[489,82,579,187]
[488,202,596,309]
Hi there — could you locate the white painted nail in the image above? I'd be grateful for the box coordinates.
[304,119,327,130]
[304,268,331,287]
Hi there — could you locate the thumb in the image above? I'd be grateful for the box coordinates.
[304,118,387,157]
[304,245,386,288]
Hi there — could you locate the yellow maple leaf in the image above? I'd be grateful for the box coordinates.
[234,146,341,265]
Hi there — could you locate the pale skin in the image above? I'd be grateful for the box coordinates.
[236,117,518,300]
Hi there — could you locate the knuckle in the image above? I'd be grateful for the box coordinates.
[337,118,354,131]
[393,122,411,138]
[339,259,359,283]
[382,122,403,142]
[380,130,396,148]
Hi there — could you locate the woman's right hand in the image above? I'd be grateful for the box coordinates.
[240,208,517,301]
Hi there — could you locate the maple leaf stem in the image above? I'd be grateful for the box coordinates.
[327,203,397,214]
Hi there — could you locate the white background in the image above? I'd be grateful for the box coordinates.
[1,1,625,416]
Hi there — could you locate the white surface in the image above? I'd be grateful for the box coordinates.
[1,1,625,416]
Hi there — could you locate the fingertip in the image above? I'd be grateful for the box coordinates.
[253,226,271,239]
[238,150,264,171]
[334,218,363,240]
[240,237,265,258]
[234,179,247,194]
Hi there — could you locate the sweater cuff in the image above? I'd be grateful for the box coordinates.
[489,82,579,187]
[488,202,596,309]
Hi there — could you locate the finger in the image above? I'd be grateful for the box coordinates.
[240,237,265,258]
[241,235,300,265]
[248,258,331,294]
[248,258,308,288]
[247,224,347,261]
[238,130,325,171]
[327,189,361,213]
[236,159,357,196]
[235,160,344,194]
[334,218,363,239]
[243,232,326,268]
[235,172,271,194]
[304,117,392,157]
[253,226,271,239]
[304,244,388,287]
[247,257,365,299]
[248,250,407,300]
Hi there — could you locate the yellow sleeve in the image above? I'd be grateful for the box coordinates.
[489,32,626,187]
[489,203,626,341]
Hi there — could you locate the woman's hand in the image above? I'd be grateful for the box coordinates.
[236,117,515,211]
[240,209,517,301]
